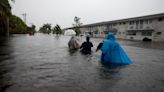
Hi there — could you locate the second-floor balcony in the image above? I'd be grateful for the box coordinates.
[128,25,153,30]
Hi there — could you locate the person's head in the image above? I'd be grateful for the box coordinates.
[72,35,75,38]
[107,32,116,41]
[86,36,90,42]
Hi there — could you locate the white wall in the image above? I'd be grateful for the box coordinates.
[152,19,164,41]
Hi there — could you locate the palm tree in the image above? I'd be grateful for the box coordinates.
[0,0,13,36]
[52,24,62,35]
[72,16,82,36]
[39,23,52,34]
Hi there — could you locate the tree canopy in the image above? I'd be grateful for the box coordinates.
[0,0,12,16]
[1,0,35,36]
[72,16,82,36]
[39,24,63,35]
[9,15,28,34]
[0,0,12,36]
[52,24,63,35]
[39,23,52,34]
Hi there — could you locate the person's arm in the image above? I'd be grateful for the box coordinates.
[91,42,93,47]
[96,42,103,52]
[75,40,80,48]
[68,40,71,48]
[80,42,84,49]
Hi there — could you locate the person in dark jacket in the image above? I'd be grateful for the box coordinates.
[80,36,93,54]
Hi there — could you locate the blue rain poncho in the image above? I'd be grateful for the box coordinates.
[101,32,132,65]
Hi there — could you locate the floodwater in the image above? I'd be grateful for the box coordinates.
[0,33,164,92]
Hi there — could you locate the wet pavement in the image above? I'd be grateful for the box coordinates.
[0,33,164,92]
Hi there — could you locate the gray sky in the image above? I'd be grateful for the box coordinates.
[11,0,164,30]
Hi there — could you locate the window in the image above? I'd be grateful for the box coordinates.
[132,21,134,25]
[149,19,152,23]
[129,21,134,25]
[107,24,111,28]
[140,20,143,29]
[142,32,152,36]
[130,26,133,29]
[136,21,139,25]
[129,21,132,25]
[140,20,143,24]
[127,32,136,35]
[94,29,98,34]
[145,20,148,24]
[136,21,139,29]
[113,23,116,26]
[146,26,150,29]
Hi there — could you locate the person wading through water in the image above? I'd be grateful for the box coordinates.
[96,32,132,65]
[80,36,93,54]
[68,36,80,50]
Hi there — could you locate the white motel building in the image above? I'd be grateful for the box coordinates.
[79,13,164,42]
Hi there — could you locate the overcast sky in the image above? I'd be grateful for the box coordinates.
[11,0,164,29]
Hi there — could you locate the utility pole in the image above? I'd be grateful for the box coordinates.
[22,13,27,24]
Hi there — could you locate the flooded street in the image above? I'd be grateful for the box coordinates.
[0,34,164,92]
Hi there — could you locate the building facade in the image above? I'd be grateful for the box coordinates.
[79,13,164,42]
